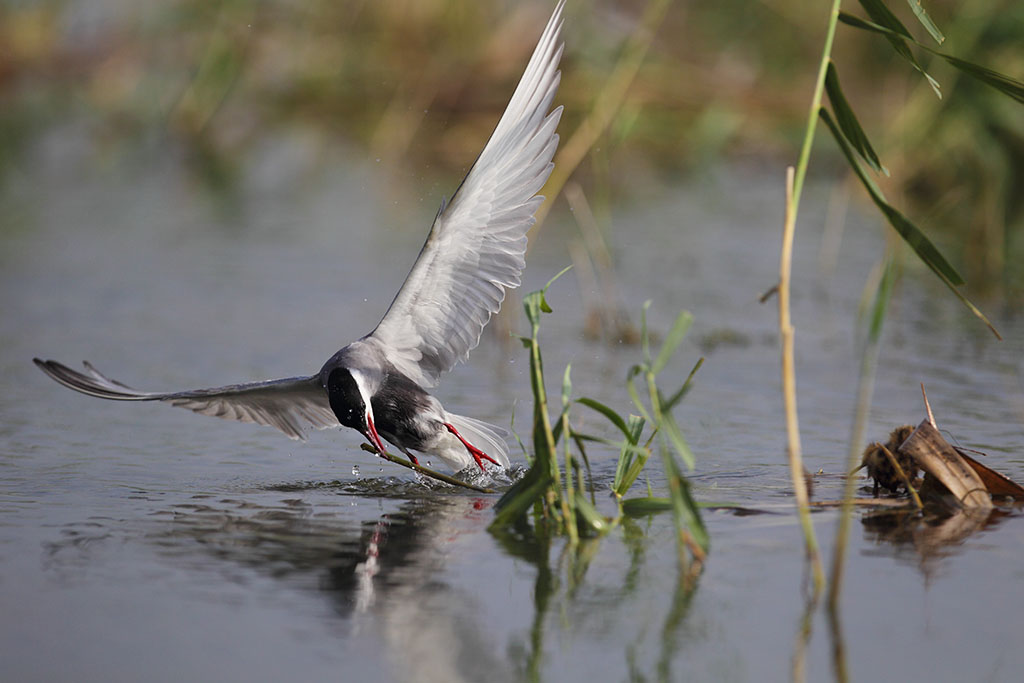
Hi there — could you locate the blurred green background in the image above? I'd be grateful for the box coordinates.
[2,0,1022,291]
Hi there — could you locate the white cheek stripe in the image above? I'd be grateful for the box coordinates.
[349,369,376,425]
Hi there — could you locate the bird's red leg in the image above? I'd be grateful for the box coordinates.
[444,422,499,471]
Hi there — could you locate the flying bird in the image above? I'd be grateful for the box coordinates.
[34,1,565,474]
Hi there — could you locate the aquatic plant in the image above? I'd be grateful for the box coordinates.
[489,270,707,571]
[774,0,1024,609]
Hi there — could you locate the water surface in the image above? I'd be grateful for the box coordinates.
[2,135,1023,682]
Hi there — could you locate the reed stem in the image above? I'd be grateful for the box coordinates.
[778,0,844,600]
[780,167,825,595]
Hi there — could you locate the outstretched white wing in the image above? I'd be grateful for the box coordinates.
[34,359,338,440]
[366,1,565,388]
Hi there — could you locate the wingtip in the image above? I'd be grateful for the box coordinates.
[32,357,64,372]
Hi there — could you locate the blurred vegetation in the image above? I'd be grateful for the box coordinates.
[1,0,1022,287]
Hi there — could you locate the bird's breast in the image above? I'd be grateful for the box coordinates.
[370,372,441,448]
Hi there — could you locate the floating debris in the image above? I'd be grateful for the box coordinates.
[955,449,1024,501]
[860,424,917,496]
[861,418,1023,510]
[899,420,992,509]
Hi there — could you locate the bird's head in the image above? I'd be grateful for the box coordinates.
[326,368,368,435]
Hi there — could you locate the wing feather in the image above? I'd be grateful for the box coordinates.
[366,1,565,388]
[33,359,337,440]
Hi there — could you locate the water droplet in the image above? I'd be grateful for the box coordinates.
[352,465,360,476]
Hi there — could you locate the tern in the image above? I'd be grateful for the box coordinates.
[34,1,565,474]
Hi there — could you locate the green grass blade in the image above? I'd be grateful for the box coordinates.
[540,265,573,313]
[551,417,564,445]
[660,412,696,470]
[842,9,941,97]
[662,451,709,553]
[522,295,541,328]
[574,497,611,534]
[627,366,653,422]
[616,452,652,497]
[508,400,531,462]
[577,397,632,440]
[841,12,1024,104]
[869,256,897,339]
[616,428,652,496]
[640,301,652,366]
[612,414,648,494]
[622,497,673,515]
[819,108,1000,338]
[529,353,556,475]
[561,364,573,408]
[523,265,572,325]
[674,472,709,552]
[652,310,694,375]
[876,202,963,284]
[625,498,747,516]
[905,0,944,44]
[490,472,553,528]
[927,260,1004,340]
[615,442,655,457]
[857,0,912,38]
[936,53,1024,105]
[551,364,574,445]
[824,61,887,175]
[570,431,597,505]
[818,108,962,284]
[661,357,704,413]
[628,414,646,442]
[571,432,630,446]
[838,12,889,34]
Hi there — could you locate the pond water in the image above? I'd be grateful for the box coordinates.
[2,131,1023,682]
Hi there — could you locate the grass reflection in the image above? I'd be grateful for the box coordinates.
[492,510,699,683]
